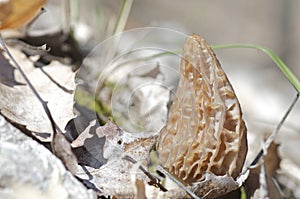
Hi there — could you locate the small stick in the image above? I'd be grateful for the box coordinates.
[122,155,168,192]
[25,7,47,34]
[156,165,201,199]
[0,34,57,150]
[250,93,299,166]
[5,38,50,53]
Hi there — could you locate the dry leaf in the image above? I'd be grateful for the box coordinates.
[98,62,169,134]
[71,120,107,169]
[245,164,282,199]
[0,0,46,30]
[264,140,281,177]
[20,31,84,68]
[156,34,248,198]
[0,46,76,141]
[244,140,282,199]
[72,120,157,198]
[53,131,78,174]
[246,123,298,197]
[135,179,147,199]
[0,50,23,86]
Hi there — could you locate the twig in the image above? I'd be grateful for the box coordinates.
[25,7,47,34]
[5,38,50,53]
[122,155,168,192]
[62,0,71,36]
[39,67,73,94]
[0,34,58,151]
[250,93,299,166]
[156,165,201,199]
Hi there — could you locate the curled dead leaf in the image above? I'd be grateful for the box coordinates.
[0,0,46,30]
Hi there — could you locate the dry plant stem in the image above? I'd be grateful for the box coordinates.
[122,155,168,192]
[156,165,201,199]
[250,93,299,166]
[5,38,50,52]
[0,34,57,150]
[62,0,71,36]
[25,8,47,34]
[39,67,73,94]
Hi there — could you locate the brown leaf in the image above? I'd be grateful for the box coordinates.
[244,140,282,199]
[245,163,282,199]
[135,179,147,199]
[0,45,76,141]
[0,0,46,30]
[53,131,78,174]
[264,140,281,177]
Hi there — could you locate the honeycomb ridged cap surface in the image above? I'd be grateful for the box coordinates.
[156,34,248,189]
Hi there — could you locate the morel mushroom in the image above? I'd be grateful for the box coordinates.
[156,34,248,198]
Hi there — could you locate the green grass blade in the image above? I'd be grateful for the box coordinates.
[212,44,300,94]
[114,0,133,34]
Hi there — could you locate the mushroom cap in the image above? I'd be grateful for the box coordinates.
[156,34,247,195]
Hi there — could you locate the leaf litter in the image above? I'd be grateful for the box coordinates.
[1,33,295,199]
[0,2,299,198]
[0,45,76,142]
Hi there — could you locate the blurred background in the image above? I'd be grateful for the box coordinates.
[33,0,300,123]
[129,0,300,128]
